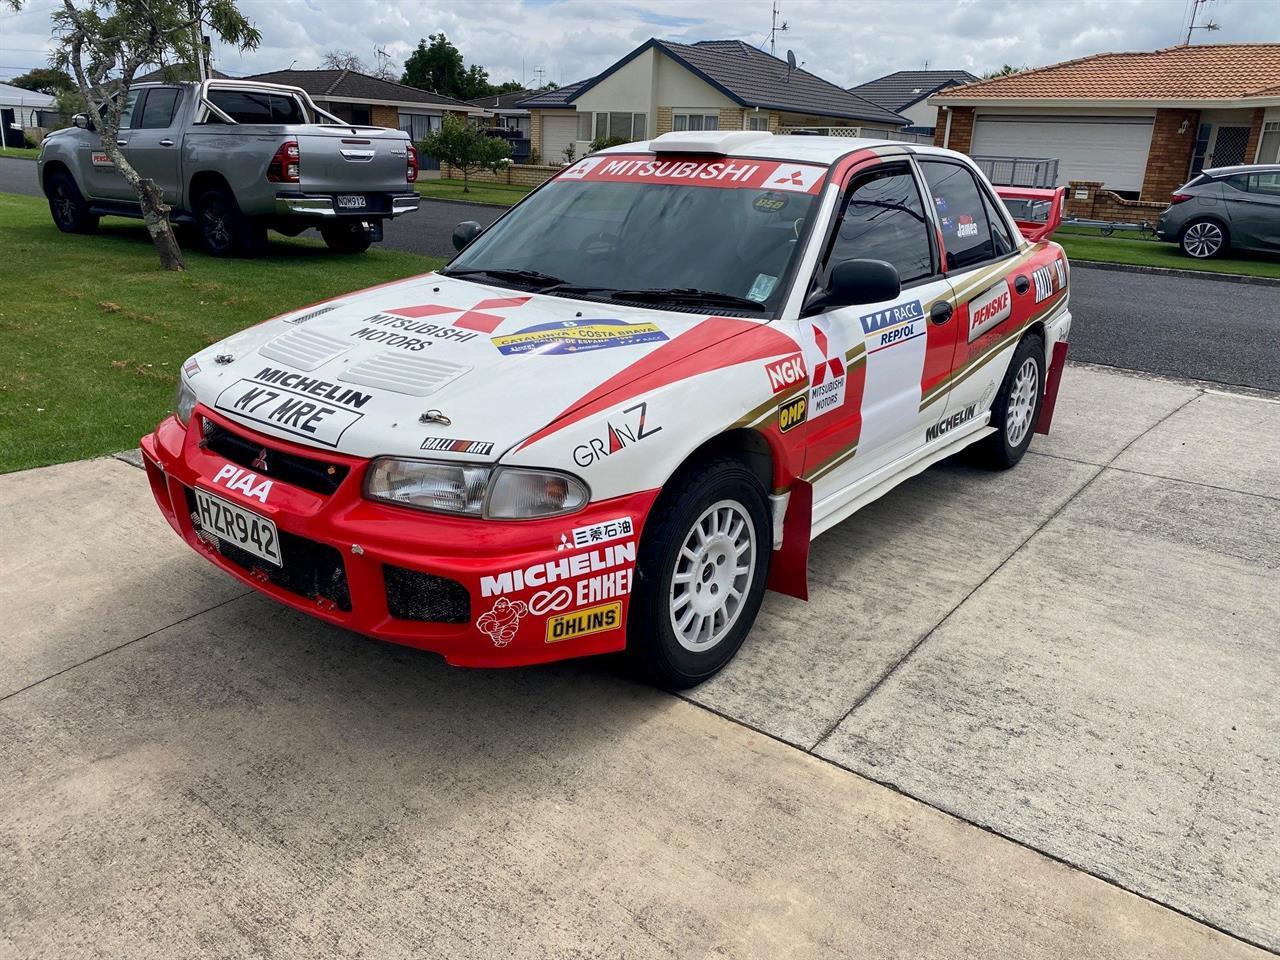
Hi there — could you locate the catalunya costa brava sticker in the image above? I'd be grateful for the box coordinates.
[491,319,669,356]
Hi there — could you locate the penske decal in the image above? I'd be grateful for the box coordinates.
[556,154,827,195]
[967,280,1012,343]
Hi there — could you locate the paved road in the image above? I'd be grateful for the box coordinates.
[4,156,1276,390]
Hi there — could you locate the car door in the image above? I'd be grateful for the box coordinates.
[1223,172,1280,250]
[800,159,960,497]
[122,87,185,205]
[80,89,141,200]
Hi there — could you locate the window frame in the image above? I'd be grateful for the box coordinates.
[132,86,183,130]
[672,110,720,133]
[914,155,1024,276]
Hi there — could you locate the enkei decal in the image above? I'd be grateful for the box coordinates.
[352,312,479,344]
[491,320,668,356]
[967,280,1012,343]
[211,464,273,503]
[765,353,807,394]
[476,597,527,647]
[480,541,636,597]
[559,516,634,550]
[182,357,200,377]
[778,394,808,433]
[214,367,372,448]
[531,568,635,612]
[808,323,847,421]
[572,402,661,467]
[545,601,622,644]
[925,403,977,442]
[284,305,337,325]
[528,585,574,616]
[420,437,495,456]
[860,301,925,354]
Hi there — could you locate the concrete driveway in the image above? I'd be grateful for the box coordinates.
[2,362,1276,959]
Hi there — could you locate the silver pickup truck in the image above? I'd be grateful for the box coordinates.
[37,78,421,256]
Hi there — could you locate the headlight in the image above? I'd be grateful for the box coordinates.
[175,377,197,424]
[364,458,589,519]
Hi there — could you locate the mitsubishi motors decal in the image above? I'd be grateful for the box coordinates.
[555,154,827,194]
[808,322,847,421]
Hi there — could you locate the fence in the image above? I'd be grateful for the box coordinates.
[971,156,1060,188]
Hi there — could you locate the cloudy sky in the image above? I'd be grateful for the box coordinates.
[2,0,1276,91]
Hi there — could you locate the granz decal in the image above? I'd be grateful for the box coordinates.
[559,516,634,550]
[491,320,669,356]
[211,464,272,503]
[925,403,977,442]
[420,437,495,456]
[546,601,622,644]
[214,367,372,448]
[481,541,636,598]
[765,353,807,394]
[1031,259,1067,303]
[777,394,808,433]
[860,300,925,353]
[572,401,662,467]
[967,280,1012,343]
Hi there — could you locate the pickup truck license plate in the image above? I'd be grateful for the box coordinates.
[194,488,282,567]
[336,195,367,209]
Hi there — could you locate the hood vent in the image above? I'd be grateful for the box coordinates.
[338,352,471,397]
[258,327,351,371]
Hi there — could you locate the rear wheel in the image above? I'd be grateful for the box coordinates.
[972,333,1044,470]
[47,171,98,234]
[195,187,265,257]
[627,457,771,689]
[1180,219,1227,259]
[321,222,373,254]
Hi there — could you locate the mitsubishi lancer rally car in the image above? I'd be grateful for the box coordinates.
[142,130,1071,688]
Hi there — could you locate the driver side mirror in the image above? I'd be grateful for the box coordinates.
[452,220,482,252]
[803,258,901,315]
[72,113,93,131]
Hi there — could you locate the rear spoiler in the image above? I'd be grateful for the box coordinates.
[993,186,1066,243]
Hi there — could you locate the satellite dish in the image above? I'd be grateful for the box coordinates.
[786,49,797,70]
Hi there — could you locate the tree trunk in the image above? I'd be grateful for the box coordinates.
[101,138,185,271]
[462,164,470,193]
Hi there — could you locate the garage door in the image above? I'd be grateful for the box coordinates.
[542,115,578,163]
[971,115,1155,192]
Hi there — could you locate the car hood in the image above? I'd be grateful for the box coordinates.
[183,272,763,462]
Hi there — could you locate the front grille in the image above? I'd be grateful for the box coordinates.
[202,418,349,496]
[384,564,470,623]
[184,487,351,612]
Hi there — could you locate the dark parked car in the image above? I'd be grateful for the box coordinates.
[1157,164,1280,259]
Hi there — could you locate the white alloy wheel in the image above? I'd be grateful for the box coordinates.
[1182,221,1224,258]
[669,499,756,653]
[1005,356,1039,448]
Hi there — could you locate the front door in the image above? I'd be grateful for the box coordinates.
[1223,170,1280,250]
[81,89,140,200]
[123,87,185,204]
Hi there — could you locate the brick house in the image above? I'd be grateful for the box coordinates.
[930,44,1280,209]
[517,38,907,165]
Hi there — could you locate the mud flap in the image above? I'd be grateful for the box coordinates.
[1035,340,1069,435]
[766,479,812,601]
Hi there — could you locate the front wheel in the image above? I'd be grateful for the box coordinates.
[321,222,373,254]
[1180,219,1227,259]
[47,171,98,234]
[627,457,771,689]
[971,333,1044,470]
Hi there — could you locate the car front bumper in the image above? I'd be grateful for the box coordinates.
[141,409,657,667]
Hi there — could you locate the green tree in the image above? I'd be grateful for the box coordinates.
[401,33,465,97]
[419,115,510,192]
[44,0,260,270]
[9,67,76,95]
[982,63,1024,79]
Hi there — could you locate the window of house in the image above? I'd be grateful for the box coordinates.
[745,115,768,131]
[398,112,438,142]
[823,163,933,287]
[1258,121,1280,164]
[918,159,1003,271]
[672,111,719,132]
[577,112,593,141]
[589,111,645,142]
[135,88,181,129]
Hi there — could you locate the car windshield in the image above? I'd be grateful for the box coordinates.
[445,156,825,314]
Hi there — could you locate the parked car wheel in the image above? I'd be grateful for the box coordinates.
[972,333,1044,470]
[46,171,98,234]
[627,457,771,689]
[196,187,265,257]
[1179,219,1228,259]
[321,222,373,254]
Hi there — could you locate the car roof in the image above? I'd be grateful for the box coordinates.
[1202,163,1280,177]
[596,130,967,167]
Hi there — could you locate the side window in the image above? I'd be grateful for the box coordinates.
[824,164,933,287]
[206,90,304,124]
[1247,173,1280,197]
[1226,174,1251,193]
[982,191,1016,257]
[135,88,181,129]
[118,90,141,129]
[919,159,999,271]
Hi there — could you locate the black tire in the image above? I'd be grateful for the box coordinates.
[321,222,373,254]
[1179,218,1228,259]
[627,457,771,689]
[971,333,1044,470]
[195,187,265,257]
[46,170,98,234]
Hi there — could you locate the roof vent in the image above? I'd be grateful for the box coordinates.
[649,130,774,154]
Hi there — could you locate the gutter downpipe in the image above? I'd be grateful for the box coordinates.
[942,105,952,149]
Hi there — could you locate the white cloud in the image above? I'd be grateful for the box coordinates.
[2,0,1276,90]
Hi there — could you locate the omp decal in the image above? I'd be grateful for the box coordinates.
[925,403,977,442]
[572,401,661,467]
[545,601,622,644]
[808,323,847,421]
[214,368,373,448]
[967,279,1012,343]
[765,353,807,393]
[860,300,925,354]
[554,154,827,195]
[420,437,494,456]
[492,320,668,356]
[385,296,531,335]
[480,542,636,597]
[559,516,634,550]
[211,464,272,503]
[476,597,527,647]
[778,394,808,433]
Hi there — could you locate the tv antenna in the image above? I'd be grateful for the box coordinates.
[768,1,789,57]
[1184,0,1220,44]
[532,65,547,87]
[374,46,391,77]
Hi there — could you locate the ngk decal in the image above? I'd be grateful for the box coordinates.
[807,323,847,421]
[481,541,636,597]
[556,154,827,194]
[572,401,661,467]
[211,464,273,503]
[765,353,807,394]
[967,280,1012,342]
[215,367,372,447]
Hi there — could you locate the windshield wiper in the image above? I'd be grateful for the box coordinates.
[441,267,568,289]
[603,287,766,311]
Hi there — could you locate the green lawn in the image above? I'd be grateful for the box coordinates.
[0,146,40,160]
[415,177,532,206]
[0,193,443,474]
[1055,228,1280,280]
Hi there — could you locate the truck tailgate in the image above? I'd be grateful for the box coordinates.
[295,127,411,196]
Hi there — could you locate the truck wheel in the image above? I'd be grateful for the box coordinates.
[47,171,98,234]
[195,187,264,257]
[972,333,1044,470]
[1179,219,1227,259]
[627,457,771,689]
[321,222,372,254]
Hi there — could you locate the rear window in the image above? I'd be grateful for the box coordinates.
[207,90,305,124]
[136,88,181,129]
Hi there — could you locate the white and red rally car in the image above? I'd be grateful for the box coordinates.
[142,131,1071,688]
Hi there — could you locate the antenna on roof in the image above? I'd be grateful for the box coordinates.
[768,0,789,57]
[1183,0,1221,44]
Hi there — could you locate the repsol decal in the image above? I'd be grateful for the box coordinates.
[214,368,372,447]
[860,300,925,353]
[573,402,661,467]
[925,404,977,442]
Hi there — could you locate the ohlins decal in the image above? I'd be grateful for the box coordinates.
[573,401,661,467]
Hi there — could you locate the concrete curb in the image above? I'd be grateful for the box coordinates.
[416,194,515,210]
[1072,259,1280,288]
